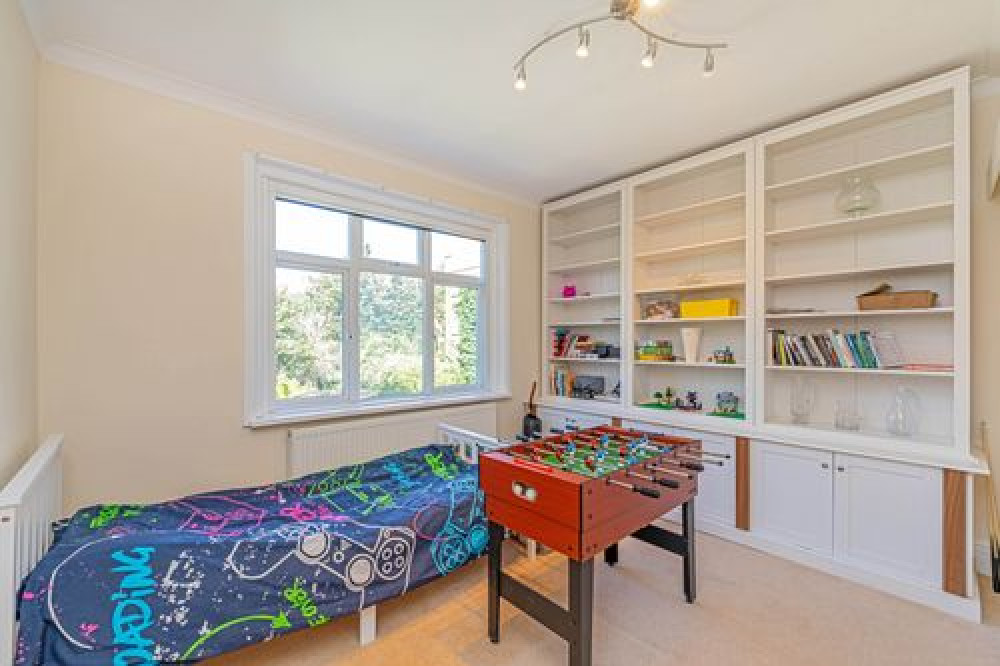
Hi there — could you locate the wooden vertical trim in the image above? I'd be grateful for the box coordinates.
[942,469,967,597]
[735,437,750,530]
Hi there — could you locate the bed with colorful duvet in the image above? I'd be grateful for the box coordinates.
[14,442,489,665]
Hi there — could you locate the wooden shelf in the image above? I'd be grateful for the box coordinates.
[547,257,620,274]
[765,365,953,378]
[636,316,745,324]
[762,420,954,449]
[547,321,621,327]
[765,308,953,320]
[549,223,620,246]
[636,192,745,227]
[765,260,953,285]
[764,142,954,198]
[636,360,746,369]
[765,201,954,242]
[635,279,745,296]
[635,236,745,263]
[547,292,619,303]
[548,357,620,364]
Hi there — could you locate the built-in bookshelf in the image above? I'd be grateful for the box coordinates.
[630,143,753,426]
[540,68,971,466]
[543,186,623,405]
[755,78,965,453]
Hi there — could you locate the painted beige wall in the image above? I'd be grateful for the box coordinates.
[0,0,38,486]
[36,62,540,511]
[972,89,1000,548]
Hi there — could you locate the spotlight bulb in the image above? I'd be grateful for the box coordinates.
[514,64,527,91]
[640,39,657,68]
[576,27,591,58]
[642,0,662,8]
[703,49,715,77]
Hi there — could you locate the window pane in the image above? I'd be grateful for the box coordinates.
[432,232,482,277]
[363,218,418,264]
[275,268,343,399]
[434,286,479,387]
[275,199,348,258]
[360,272,423,397]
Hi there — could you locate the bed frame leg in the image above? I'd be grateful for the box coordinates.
[526,537,538,560]
[359,605,376,646]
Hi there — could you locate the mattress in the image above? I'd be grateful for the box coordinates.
[15,444,486,665]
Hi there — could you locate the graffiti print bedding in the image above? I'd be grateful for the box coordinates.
[15,445,486,665]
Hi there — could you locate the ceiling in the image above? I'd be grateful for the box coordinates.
[20,0,1000,203]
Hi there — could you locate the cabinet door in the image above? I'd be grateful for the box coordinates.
[538,407,611,433]
[751,441,834,554]
[622,422,736,528]
[833,454,942,587]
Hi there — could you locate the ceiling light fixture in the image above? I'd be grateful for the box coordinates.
[640,37,657,68]
[576,26,591,58]
[703,48,716,77]
[512,0,726,91]
[514,63,527,90]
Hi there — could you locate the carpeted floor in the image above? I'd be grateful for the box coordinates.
[207,533,1000,665]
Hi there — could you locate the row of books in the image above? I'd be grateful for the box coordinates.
[550,329,594,358]
[767,329,904,369]
[549,365,575,397]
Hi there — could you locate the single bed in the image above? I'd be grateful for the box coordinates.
[3,424,502,665]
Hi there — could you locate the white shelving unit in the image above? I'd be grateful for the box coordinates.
[539,68,978,620]
[630,141,754,427]
[542,185,624,406]
[755,72,967,457]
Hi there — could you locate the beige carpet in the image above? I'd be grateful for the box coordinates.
[207,533,1000,665]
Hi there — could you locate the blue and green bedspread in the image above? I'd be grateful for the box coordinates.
[15,444,486,664]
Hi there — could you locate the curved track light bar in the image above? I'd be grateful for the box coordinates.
[513,0,728,90]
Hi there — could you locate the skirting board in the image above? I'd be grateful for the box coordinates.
[655,518,982,623]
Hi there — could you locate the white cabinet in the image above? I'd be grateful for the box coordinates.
[833,454,942,587]
[751,441,834,554]
[624,421,736,528]
[751,441,944,588]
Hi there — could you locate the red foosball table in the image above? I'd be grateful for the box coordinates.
[479,424,725,666]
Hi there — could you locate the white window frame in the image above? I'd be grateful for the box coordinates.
[245,154,510,426]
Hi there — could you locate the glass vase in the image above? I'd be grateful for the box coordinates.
[835,175,880,217]
[886,385,919,437]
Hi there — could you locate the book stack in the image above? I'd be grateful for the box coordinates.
[550,328,595,358]
[549,365,575,397]
[767,329,905,369]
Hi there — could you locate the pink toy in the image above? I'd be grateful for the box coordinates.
[562,284,577,298]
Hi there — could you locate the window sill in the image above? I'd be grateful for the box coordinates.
[245,391,512,429]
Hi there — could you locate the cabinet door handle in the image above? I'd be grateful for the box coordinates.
[837,466,845,472]
[821,463,830,469]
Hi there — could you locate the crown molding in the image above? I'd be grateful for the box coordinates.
[37,40,539,210]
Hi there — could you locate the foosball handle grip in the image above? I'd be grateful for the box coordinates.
[515,434,529,442]
[654,477,680,489]
[634,486,661,499]
[682,462,705,472]
[550,428,565,434]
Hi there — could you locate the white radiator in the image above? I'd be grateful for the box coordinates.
[286,403,497,477]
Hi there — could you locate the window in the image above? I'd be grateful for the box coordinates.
[246,155,509,425]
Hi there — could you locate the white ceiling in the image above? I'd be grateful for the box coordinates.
[20,0,1000,203]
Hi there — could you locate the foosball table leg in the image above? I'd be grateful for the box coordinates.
[568,558,594,666]
[487,520,504,643]
[603,543,619,567]
[682,498,696,603]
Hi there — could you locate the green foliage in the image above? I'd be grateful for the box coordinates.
[275,271,480,401]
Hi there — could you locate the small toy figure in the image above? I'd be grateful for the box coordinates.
[715,391,740,414]
[711,345,736,364]
[677,390,702,411]
[562,284,577,298]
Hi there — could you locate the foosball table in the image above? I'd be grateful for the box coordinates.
[479,424,725,666]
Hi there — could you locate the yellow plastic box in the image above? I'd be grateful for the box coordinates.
[680,298,739,318]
